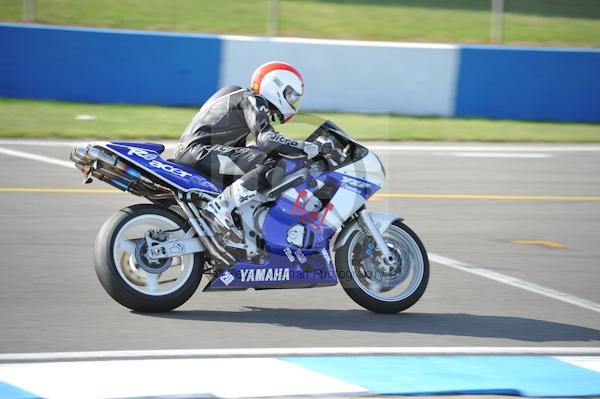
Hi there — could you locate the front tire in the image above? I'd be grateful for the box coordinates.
[335,221,429,314]
[94,204,204,312]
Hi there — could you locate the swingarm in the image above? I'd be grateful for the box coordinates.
[144,233,205,260]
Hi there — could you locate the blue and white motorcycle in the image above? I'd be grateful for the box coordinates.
[70,121,428,313]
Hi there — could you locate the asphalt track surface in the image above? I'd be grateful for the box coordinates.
[0,140,599,354]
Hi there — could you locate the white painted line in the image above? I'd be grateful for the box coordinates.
[0,358,367,399]
[429,253,600,314]
[452,152,552,158]
[2,347,600,362]
[0,140,86,147]
[367,144,600,152]
[0,147,74,168]
[556,356,600,373]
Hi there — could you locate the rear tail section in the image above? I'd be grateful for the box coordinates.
[70,142,221,197]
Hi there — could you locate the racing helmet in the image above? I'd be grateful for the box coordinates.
[251,61,304,123]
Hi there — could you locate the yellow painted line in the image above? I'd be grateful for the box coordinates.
[374,193,600,201]
[0,188,599,202]
[0,188,121,193]
[511,240,568,249]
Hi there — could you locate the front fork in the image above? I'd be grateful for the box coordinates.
[358,209,397,272]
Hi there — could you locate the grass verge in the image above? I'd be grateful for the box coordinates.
[0,0,599,47]
[1,98,599,142]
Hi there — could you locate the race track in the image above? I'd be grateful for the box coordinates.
[0,140,599,353]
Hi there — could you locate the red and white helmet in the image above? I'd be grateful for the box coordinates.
[251,61,304,123]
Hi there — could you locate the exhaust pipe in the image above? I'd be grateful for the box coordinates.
[70,145,144,191]
[70,146,125,171]
[71,146,141,179]
[69,147,86,163]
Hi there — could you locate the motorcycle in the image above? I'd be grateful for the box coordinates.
[70,120,429,313]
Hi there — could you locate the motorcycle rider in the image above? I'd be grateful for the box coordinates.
[174,61,320,241]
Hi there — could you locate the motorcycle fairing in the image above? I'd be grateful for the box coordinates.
[103,142,221,193]
[204,248,337,290]
[262,177,337,252]
[331,171,380,201]
[261,170,379,250]
[205,167,381,291]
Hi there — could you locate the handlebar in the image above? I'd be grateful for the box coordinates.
[316,140,346,164]
[331,148,346,164]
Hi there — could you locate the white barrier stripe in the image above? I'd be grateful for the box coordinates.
[429,253,600,314]
[0,147,74,168]
[0,358,368,398]
[221,34,459,49]
[2,347,600,362]
[556,356,600,373]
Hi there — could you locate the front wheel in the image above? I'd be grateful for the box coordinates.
[94,204,204,312]
[335,221,429,314]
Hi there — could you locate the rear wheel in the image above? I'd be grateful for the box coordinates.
[94,204,204,312]
[335,221,429,313]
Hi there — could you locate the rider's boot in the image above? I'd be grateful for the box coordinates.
[201,180,257,242]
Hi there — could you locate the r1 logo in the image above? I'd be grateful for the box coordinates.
[127,148,158,161]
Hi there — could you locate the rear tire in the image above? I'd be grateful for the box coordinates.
[94,204,203,312]
[335,221,429,314]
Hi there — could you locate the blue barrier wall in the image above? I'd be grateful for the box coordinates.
[455,46,600,122]
[0,24,221,105]
[1,23,599,122]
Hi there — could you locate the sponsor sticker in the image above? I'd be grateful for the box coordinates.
[148,160,192,178]
[294,249,307,264]
[320,248,332,264]
[219,271,235,286]
[283,247,307,264]
[126,148,192,178]
[340,175,371,194]
[283,247,295,262]
[290,189,334,232]
[127,148,158,161]
[240,268,290,282]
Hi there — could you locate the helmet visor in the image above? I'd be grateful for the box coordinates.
[284,85,303,111]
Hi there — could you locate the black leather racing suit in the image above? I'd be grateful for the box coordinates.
[173,85,305,190]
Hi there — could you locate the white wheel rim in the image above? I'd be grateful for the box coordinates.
[347,225,425,302]
[112,214,195,296]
